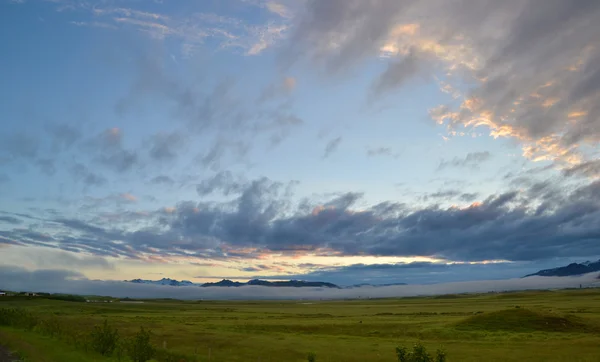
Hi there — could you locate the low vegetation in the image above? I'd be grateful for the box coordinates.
[396,343,446,362]
[1,288,600,361]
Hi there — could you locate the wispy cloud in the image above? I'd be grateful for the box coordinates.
[323,137,342,158]
[44,2,293,57]
[438,151,491,171]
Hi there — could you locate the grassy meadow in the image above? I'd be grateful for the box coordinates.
[2,288,600,361]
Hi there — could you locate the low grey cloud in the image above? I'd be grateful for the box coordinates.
[438,152,491,171]
[0,265,597,300]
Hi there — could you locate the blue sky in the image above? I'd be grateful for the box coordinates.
[1,0,600,289]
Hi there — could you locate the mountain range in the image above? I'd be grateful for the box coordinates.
[127,260,600,289]
[127,278,340,288]
[524,260,600,277]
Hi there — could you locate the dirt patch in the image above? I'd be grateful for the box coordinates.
[455,308,597,333]
[0,345,21,362]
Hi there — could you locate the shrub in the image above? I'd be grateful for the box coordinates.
[37,317,63,337]
[155,348,197,362]
[0,308,38,330]
[396,343,446,362]
[127,327,156,362]
[90,320,120,356]
[307,352,317,362]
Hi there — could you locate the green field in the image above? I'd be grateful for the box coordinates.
[2,289,600,361]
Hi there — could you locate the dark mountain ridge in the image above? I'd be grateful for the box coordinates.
[524,260,600,277]
[127,278,341,288]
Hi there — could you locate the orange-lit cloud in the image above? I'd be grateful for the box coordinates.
[120,193,137,202]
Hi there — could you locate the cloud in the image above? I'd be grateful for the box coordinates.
[70,20,118,30]
[370,48,429,98]
[44,1,291,57]
[148,132,185,162]
[323,137,342,158]
[563,160,600,179]
[196,171,247,196]
[198,138,251,171]
[7,247,115,271]
[283,0,600,168]
[1,265,598,300]
[438,151,491,171]
[120,193,137,203]
[421,190,479,203]
[115,51,301,170]
[258,76,296,103]
[3,175,600,264]
[87,128,140,173]
[149,175,175,185]
[366,147,401,159]
[45,123,82,152]
[0,133,39,160]
[71,163,108,187]
[265,2,292,18]
[35,158,56,176]
[246,24,288,56]
[0,216,23,225]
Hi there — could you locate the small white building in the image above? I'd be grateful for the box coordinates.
[0,292,6,296]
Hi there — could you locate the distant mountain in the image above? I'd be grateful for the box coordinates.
[126,278,340,288]
[524,260,600,277]
[129,278,195,287]
[201,279,245,287]
[246,279,340,288]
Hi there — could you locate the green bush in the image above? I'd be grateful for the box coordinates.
[127,327,156,362]
[90,320,120,356]
[307,352,317,362]
[396,343,446,362]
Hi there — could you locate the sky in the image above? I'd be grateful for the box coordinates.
[1,0,600,291]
